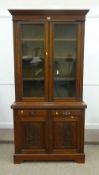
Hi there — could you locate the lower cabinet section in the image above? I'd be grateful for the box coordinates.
[13,108,85,163]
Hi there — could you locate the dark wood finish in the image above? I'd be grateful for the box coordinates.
[11,101,87,109]
[9,10,88,163]
[9,9,88,15]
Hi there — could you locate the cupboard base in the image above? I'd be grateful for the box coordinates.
[14,153,85,164]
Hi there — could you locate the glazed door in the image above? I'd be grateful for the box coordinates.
[49,22,82,101]
[15,21,49,101]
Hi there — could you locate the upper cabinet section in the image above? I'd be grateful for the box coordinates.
[9,10,88,102]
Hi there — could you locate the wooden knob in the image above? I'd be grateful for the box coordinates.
[20,110,24,114]
[71,116,74,119]
[29,111,36,116]
[46,51,48,56]
[47,16,51,20]
[55,111,59,115]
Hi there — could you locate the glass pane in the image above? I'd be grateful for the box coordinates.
[21,24,45,97]
[54,24,77,98]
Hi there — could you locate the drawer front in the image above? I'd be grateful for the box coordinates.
[18,110,47,117]
[51,110,81,121]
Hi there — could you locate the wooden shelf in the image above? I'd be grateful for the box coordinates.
[23,77,44,81]
[22,38,44,42]
[54,77,75,81]
[22,56,32,61]
[54,57,75,60]
[54,38,76,41]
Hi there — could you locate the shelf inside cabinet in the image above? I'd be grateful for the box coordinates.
[54,57,75,60]
[54,77,75,81]
[22,56,32,61]
[22,38,44,42]
[23,77,44,81]
[54,38,76,41]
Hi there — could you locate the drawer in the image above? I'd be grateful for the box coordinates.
[52,110,81,121]
[51,110,81,117]
[17,110,47,117]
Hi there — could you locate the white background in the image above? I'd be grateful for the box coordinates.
[0,0,99,128]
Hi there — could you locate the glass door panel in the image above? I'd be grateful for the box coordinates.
[21,24,45,97]
[53,24,77,98]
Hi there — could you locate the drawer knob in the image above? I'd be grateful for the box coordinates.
[71,116,74,119]
[20,110,24,114]
[55,111,59,115]
[29,111,36,116]
[46,51,48,56]
[47,16,51,20]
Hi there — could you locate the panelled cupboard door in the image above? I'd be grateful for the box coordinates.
[51,110,83,153]
[14,110,49,154]
[14,20,49,101]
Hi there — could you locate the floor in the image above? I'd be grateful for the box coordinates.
[0,128,14,142]
[0,143,99,175]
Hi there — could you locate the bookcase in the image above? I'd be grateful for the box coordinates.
[9,9,88,163]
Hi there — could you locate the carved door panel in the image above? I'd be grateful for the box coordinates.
[15,110,49,154]
[51,110,81,153]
